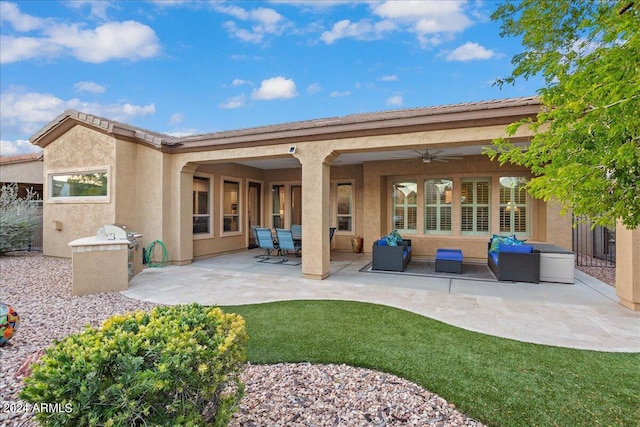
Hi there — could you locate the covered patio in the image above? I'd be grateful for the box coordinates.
[122,249,640,352]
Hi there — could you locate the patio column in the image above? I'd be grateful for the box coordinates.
[170,163,196,265]
[297,149,337,280]
[616,224,640,311]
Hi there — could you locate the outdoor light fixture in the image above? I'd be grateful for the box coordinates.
[289,146,296,154]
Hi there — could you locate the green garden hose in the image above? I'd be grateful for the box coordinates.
[144,240,169,268]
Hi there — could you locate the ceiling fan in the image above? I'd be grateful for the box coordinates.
[395,149,463,163]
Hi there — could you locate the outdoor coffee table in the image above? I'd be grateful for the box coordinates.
[435,249,463,274]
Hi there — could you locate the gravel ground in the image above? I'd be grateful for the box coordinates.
[575,256,615,286]
[1,253,484,427]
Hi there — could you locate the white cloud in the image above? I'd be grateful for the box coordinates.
[0,3,161,64]
[74,81,106,94]
[379,75,398,82]
[0,87,155,153]
[321,19,395,44]
[64,0,113,21]
[1,139,41,156]
[252,77,298,100]
[168,113,185,125]
[387,95,403,106]
[232,78,252,87]
[329,90,351,98]
[45,21,160,63]
[446,42,496,61]
[306,83,323,95]
[219,95,247,109]
[0,2,46,31]
[321,1,474,48]
[217,5,290,43]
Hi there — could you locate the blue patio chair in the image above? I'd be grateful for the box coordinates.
[290,224,302,256]
[255,227,279,261]
[291,224,302,242]
[276,228,302,265]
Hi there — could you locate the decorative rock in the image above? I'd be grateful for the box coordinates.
[0,303,19,345]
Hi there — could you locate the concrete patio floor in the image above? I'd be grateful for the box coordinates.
[123,249,640,353]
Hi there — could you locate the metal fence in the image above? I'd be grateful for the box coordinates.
[572,216,616,267]
[30,202,43,251]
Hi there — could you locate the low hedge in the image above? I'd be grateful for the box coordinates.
[20,304,248,426]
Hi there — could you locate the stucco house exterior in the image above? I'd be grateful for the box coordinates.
[28,96,640,310]
[0,153,44,198]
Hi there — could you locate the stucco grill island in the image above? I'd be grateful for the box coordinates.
[68,224,143,296]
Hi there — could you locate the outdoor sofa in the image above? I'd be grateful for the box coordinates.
[372,238,412,272]
[488,239,540,283]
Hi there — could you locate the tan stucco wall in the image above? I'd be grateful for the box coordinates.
[42,126,172,258]
[0,159,43,184]
[616,225,640,311]
[43,126,117,257]
[71,245,129,295]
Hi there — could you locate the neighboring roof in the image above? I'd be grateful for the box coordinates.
[30,96,541,152]
[0,152,43,165]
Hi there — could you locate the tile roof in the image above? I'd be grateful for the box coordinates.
[0,152,43,165]
[30,96,540,151]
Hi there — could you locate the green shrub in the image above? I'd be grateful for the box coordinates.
[20,304,248,426]
[0,183,40,254]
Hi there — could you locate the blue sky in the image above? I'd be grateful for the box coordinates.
[0,1,542,156]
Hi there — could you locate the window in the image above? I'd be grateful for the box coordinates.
[499,176,529,235]
[461,179,490,235]
[271,185,285,229]
[424,179,452,234]
[336,183,353,231]
[223,180,240,233]
[193,176,210,234]
[49,171,107,199]
[393,181,417,232]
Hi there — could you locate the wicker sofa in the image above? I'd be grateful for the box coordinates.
[372,239,412,272]
[488,241,540,283]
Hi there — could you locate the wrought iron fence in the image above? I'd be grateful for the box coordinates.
[572,216,616,267]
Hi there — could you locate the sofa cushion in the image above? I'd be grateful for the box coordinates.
[489,251,500,265]
[490,234,527,252]
[499,243,534,253]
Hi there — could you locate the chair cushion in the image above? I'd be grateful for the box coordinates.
[499,243,534,253]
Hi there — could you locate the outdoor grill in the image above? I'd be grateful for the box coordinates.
[97,224,142,281]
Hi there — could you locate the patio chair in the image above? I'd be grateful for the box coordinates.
[275,228,302,264]
[291,224,302,242]
[255,228,279,261]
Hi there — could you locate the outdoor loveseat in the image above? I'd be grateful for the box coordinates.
[488,239,540,283]
[372,238,412,272]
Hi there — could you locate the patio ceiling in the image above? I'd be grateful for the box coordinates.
[233,145,488,170]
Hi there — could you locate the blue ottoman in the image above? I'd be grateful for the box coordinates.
[435,249,463,273]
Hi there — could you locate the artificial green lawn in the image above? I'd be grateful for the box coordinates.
[222,300,639,427]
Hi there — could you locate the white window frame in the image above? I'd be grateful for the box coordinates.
[499,176,530,237]
[270,183,287,229]
[333,180,355,234]
[460,178,491,236]
[221,176,242,236]
[47,167,110,203]
[424,178,453,235]
[193,173,213,239]
[392,180,418,234]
